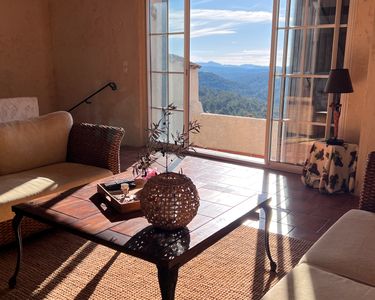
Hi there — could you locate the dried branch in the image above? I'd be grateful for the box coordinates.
[133,104,201,176]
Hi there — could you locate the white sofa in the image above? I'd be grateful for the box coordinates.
[0,111,124,245]
[262,152,375,300]
[262,209,375,300]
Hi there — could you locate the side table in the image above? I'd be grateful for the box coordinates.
[302,141,358,194]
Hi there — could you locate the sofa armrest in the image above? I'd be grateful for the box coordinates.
[67,123,125,174]
[359,151,375,212]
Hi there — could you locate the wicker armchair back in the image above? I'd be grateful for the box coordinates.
[67,123,125,174]
[359,151,375,212]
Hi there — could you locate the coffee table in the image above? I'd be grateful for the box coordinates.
[8,173,276,300]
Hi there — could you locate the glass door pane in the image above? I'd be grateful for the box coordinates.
[189,0,274,160]
[269,0,350,166]
[148,0,188,143]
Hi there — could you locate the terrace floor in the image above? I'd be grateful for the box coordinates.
[121,146,359,243]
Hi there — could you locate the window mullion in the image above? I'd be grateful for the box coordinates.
[276,0,291,162]
[325,0,343,139]
[184,0,190,147]
[166,1,170,110]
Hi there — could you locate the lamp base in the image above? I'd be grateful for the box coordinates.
[326,137,344,146]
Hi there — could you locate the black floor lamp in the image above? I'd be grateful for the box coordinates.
[324,68,353,145]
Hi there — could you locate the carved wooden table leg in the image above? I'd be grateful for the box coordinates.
[262,202,277,272]
[8,213,24,289]
[157,265,179,300]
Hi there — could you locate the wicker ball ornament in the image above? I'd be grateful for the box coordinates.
[140,173,200,230]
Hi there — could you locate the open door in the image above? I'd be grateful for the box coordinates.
[147,0,190,142]
[266,0,350,171]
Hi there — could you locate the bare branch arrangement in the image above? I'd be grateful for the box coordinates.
[133,104,201,176]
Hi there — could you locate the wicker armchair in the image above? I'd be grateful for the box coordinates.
[0,122,124,246]
[359,151,375,212]
[67,123,125,174]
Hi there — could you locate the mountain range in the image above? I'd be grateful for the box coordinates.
[196,62,278,118]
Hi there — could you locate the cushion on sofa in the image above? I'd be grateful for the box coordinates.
[299,209,375,287]
[0,111,73,175]
[261,263,375,300]
[0,162,112,222]
[0,97,39,123]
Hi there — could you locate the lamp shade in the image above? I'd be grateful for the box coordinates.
[324,69,353,93]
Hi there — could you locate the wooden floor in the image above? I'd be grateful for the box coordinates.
[120,147,359,243]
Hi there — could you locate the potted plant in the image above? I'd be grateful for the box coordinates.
[133,104,201,230]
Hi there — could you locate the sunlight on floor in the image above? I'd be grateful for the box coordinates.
[243,219,293,235]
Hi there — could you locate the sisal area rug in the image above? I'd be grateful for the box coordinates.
[0,226,313,300]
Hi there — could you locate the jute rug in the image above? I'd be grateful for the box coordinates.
[0,226,313,300]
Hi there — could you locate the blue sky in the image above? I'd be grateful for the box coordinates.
[190,0,274,65]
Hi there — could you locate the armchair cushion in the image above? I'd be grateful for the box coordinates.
[67,123,125,174]
[262,263,375,300]
[299,209,375,287]
[0,111,73,175]
[0,162,112,222]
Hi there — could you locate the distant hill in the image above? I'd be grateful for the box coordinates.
[196,62,280,118]
[199,87,267,118]
[198,70,269,103]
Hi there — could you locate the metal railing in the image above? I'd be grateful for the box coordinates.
[67,81,117,112]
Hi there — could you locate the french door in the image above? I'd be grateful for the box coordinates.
[266,0,350,170]
[147,0,190,142]
[147,0,351,171]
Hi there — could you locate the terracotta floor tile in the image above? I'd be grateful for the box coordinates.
[225,186,259,197]
[279,212,329,232]
[276,198,319,214]
[187,214,212,231]
[309,206,350,220]
[196,188,223,201]
[198,202,230,218]
[243,219,295,235]
[201,183,232,192]
[207,192,248,206]
[259,208,290,222]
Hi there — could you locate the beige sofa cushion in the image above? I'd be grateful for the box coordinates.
[0,111,73,175]
[300,209,375,287]
[0,162,112,222]
[0,97,39,123]
[262,263,375,300]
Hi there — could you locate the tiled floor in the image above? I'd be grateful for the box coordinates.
[120,147,359,243]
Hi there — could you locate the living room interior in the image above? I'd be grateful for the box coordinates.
[1,0,375,299]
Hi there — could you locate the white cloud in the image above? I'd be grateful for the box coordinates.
[190,22,237,38]
[191,9,273,23]
[191,49,283,66]
[192,0,214,5]
[168,8,273,38]
[190,8,272,38]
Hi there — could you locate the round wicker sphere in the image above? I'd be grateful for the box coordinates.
[140,172,200,230]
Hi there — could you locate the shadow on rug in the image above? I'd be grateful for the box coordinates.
[0,226,313,300]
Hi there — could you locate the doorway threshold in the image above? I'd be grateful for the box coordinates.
[188,148,266,168]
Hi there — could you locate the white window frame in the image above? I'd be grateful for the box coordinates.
[146,0,190,145]
[265,0,352,172]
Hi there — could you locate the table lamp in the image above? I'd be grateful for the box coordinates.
[324,68,353,145]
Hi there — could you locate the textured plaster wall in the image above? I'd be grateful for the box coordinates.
[0,0,56,114]
[337,0,375,193]
[343,0,375,144]
[356,2,375,193]
[49,0,147,146]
